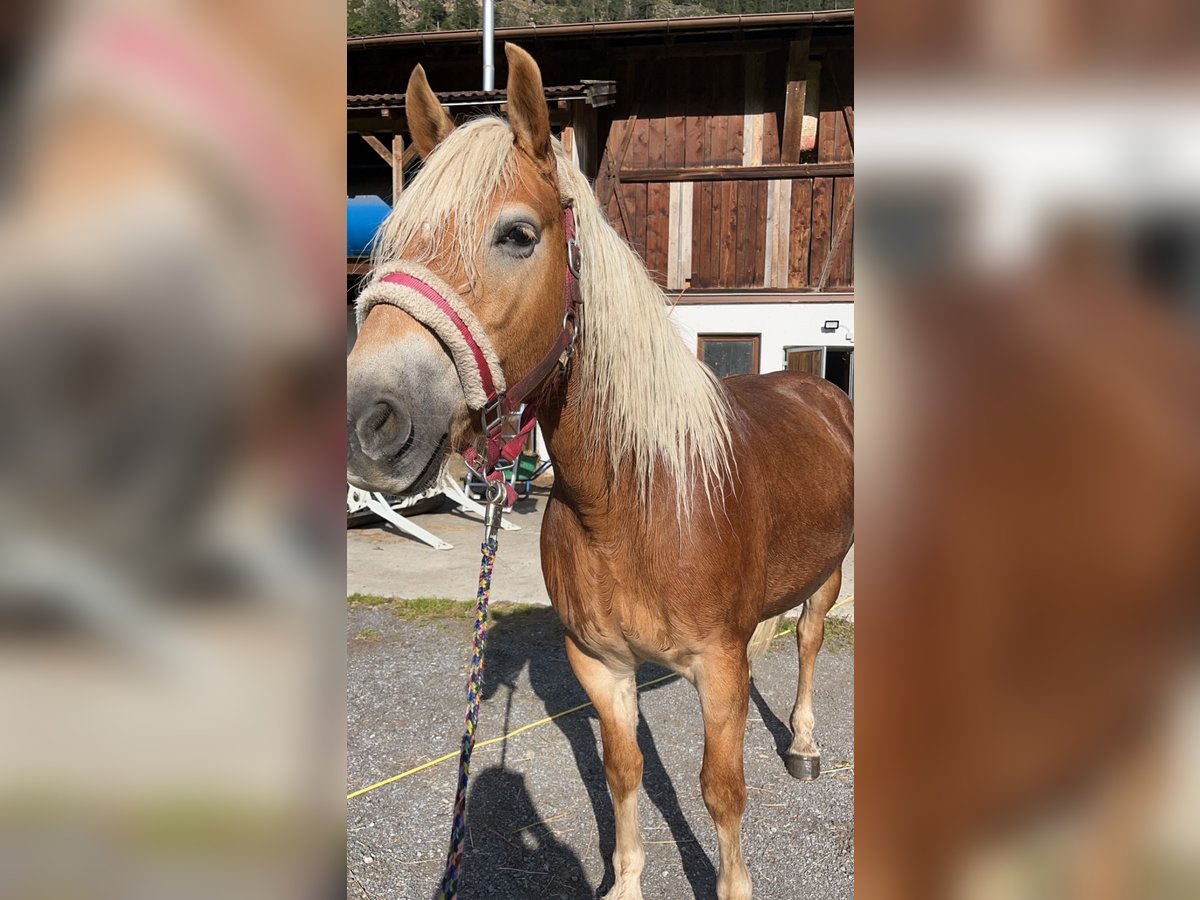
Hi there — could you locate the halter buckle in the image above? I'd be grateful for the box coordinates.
[481,393,505,438]
[567,238,582,280]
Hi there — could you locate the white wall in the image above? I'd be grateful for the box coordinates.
[668,299,855,373]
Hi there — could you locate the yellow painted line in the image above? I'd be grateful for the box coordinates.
[347,597,853,801]
[347,672,679,800]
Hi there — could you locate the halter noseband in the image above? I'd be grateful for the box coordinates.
[355,206,582,499]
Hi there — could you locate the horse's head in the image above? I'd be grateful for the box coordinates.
[347,45,570,496]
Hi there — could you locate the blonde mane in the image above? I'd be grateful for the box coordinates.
[371,117,733,512]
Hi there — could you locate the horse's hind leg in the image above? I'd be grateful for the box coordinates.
[564,635,645,900]
[785,565,842,780]
[696,643,753,900]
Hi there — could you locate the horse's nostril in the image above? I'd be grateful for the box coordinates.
[364,401,394,436]
[354,397,413,461]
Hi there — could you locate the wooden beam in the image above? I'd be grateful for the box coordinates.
[826,55,854,150]
[666,181,695,291]
[780,30,812,164]
[361,134,393,166]
[743,53,765,167]
[669,290,854,305]
[801,60,821,153]
[764,179,793,288]
[817,191,855,291]
[391,133,404,203]
[619,163,853,183]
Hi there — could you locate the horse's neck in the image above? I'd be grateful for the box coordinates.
[535,357,627,518]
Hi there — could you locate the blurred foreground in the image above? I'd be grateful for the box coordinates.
[856,2,1200,898]
[0,3,344,898]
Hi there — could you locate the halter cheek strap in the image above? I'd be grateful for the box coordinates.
[354,207,582,499]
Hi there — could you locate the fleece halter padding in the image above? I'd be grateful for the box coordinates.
[355,261,507,411]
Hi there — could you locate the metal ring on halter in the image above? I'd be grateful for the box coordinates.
[485,478,507,505]
[562,308,579,357]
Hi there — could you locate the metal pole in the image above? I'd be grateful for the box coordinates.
[482,0,495,92]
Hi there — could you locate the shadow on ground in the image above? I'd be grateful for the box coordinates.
[453,605,717,900]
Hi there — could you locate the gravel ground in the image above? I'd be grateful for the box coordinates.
[346,601,853,900]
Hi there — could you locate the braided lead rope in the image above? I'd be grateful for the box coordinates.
[438,485,505,899]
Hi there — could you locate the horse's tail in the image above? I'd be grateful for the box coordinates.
[747,614,786,666]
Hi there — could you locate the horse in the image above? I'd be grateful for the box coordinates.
[346,44,854,900]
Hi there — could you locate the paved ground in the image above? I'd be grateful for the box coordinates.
[346,602,854,900]
[346,487,854,620]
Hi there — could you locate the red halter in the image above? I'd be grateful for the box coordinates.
[377,207,582,500]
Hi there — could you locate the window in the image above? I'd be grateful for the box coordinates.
[698,334,761,378]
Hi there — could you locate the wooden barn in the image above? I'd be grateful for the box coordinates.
[348,10,854,395]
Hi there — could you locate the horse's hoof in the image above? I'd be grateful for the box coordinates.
[784,751,820,780]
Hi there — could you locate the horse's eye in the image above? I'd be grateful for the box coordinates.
[502,224,537,247]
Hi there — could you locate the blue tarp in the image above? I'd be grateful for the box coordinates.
[347,195,391,258]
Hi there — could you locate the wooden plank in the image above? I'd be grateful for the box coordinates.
[728,58,746,166]
[362,134,393,166]
[788,179,813,288]
[735,56,751,284]
[674,290,853,305]
[735,177,750,286]
[764,179,792,288]
[742,53,765,167]
[645,98,668,285]
[629,111,649,264]
[818,64,838,164]
[686,181,696,283]
[619,162,854,182]
[809,176,834,289]
[684,57,705,167]
[781,32,812,164]
[764,178,779,287]
[690,183,706,287]
[571,101,599,178]
[751,181,768,287]
[665,64,686,169]
[719,179,736,287]
[704,181,721,288]
[801,60,821,153]
[667,181,682,290]
[826,49,854,151]
[761,45,783,165]
[646,183,669,285]
[823,177,855,290]
[391,134,404,202]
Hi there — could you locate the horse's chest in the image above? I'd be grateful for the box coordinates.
[541,531,718,668]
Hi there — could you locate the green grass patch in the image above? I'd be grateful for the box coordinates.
[769,614,854,652]
[353,627,382,641]
[348,595,548,622]
[347,592,393,606]
[824,616,854,651]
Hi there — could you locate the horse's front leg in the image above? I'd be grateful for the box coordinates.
[696,642,753,900]
[565,634,645,900]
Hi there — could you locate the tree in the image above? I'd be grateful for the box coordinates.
[347,0,405,37]
[415,0,450,31]
[448,0,481,29]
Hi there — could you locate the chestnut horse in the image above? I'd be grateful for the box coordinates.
[346,45,853,900]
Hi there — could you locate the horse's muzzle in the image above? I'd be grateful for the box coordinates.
[346,329,462,496]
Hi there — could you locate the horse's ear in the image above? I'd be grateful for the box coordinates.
[504,44,553,175]
[405,64,454,159]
